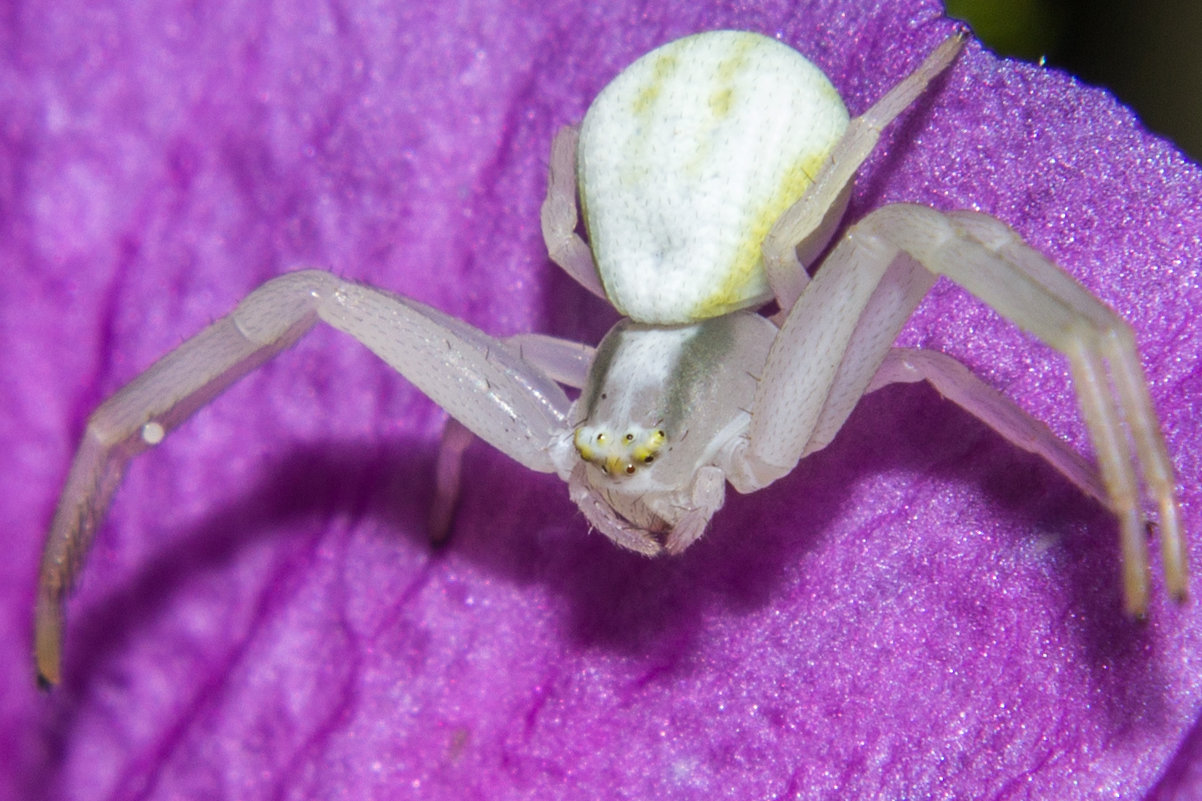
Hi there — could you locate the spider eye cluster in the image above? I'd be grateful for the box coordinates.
[573,425,666,476]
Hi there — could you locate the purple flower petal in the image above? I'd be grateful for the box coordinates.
[3,0,1201,798]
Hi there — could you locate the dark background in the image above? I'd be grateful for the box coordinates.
[947,0,1202,158]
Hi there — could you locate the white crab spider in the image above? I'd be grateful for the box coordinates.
[35,30,1188,686]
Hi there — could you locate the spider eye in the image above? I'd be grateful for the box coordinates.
[573,424,667,478]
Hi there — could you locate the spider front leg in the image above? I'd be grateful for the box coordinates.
[739,204,1186,615]
[36,269,578,686]
[429,332,594,543]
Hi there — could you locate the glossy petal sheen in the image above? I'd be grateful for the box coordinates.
[3,0,1201,799]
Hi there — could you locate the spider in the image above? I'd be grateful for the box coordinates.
[35,30,1188,687]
